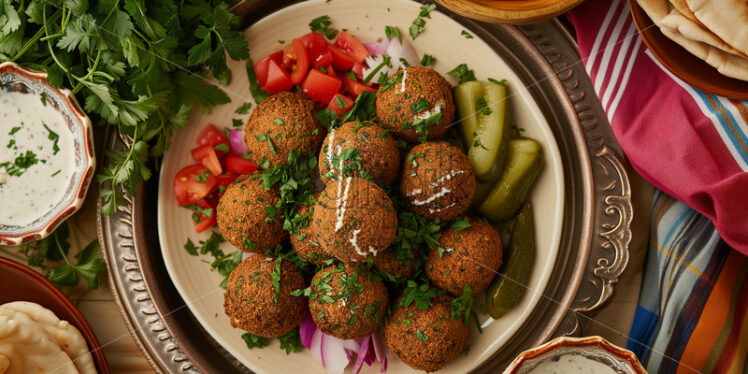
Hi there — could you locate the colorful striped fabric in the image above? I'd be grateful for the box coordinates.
[567,0,748,256]
[626,190,748,373]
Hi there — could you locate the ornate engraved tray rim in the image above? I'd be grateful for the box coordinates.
[97,3,633,373]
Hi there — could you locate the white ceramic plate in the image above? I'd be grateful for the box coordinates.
[158,0,564,372]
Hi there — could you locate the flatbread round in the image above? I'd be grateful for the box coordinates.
[660,7,746,57]
[667,0,701,24]
[660,25,748,81]
[0,312,79,374]
[0,302,96,374]
[685,0,748,56]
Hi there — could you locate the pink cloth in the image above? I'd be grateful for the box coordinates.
[566,0,748,255]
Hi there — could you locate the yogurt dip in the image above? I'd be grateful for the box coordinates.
[0,91,75,227]
[527,354,617,374]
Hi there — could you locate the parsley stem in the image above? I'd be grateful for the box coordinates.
[54,232,73,267]
[10,10,61,62]
[363,56,391,84]
[72,45,103,94]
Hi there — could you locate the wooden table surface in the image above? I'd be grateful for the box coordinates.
[0,168,653,374]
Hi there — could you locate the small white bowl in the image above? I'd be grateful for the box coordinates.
[0,63,95,245]
[505,336,647,374]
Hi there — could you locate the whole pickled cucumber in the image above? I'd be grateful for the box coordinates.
[485,203,535,319]
[479,139,542,222]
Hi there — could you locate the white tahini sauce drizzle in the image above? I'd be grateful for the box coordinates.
[429,202,456,214]
[0,91,74,227]
[406,188,422,197]
[349,229,366,256]
[368,246,378,256]
[400,69,407,93]
[334,176,352,232]
[412,187,452,206]
[429,169,464,189]
[413,99,445,120]
[526,354,617,374]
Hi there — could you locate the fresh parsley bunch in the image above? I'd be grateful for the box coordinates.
[0,0,250,216]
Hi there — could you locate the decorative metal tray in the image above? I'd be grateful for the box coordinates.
[97,2,632,372]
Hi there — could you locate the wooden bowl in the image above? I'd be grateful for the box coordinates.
[0,257,110,373]
[434,0,585,25]
[629,0,748,100]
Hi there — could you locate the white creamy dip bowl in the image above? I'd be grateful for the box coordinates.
[0,62,95,245]
[505,336,648,374]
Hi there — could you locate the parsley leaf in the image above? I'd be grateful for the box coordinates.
[399,281,444,310]
[242,333,268,349]
[450,284,473,323]
[410,4,436,40]
[461,30,473,39]
[420,54,436,66]
[309,15,339,39]
[235,102,253,114]
[385,25,402,43]
[451,217,471,231]
[447,63,476,84]
[278,327,304,354]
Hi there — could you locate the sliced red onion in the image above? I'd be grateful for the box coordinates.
[370,331,387,373]
[310,329,324,366]
[321,333,354,374]
[229,130,247,154]
[386,37,418,70]
[299,314,316,349]
[363,39,390,56]
[353,335,370,374]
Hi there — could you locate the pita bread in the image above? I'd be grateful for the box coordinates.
[686,0,748,56]
[667,0,701,24]
[0,302,96,374]
[660,25,748,81]
[660,8,746,57]
[0,313,79,374]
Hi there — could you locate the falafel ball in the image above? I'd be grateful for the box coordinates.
[375,66,455,142]
[311,177,397,263]
[373,247,419,280]
[224,255,307,338]
[244,91,325,167]
[426,218,502,295]
[308,264,389,340]
[384,295,468,372]
[319,120,401,186]
[217,177,287,252]
[290,194,335,265]
[399,142,476,222]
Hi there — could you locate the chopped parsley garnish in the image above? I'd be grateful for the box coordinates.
[194,170,211,183]
[309,15,339,39]
[512,125,528,139]
[278,327,304,354]
[409,98,431,114]
[242,333,268,349]
[235,102,253,114]
[214,143,230,152]
[410,4,437,40]
[40,92,47,106]
[404,112,442,141]
[450,284,473,323]
[417,329,429,341]
[51,170,61,177]
[448,63,476,84]
[273,118,285,125]
[335,96,348,109]
[232,119,244,127]
[269,257,282,303]
[183,233,240,288]
[399,281,444,310]
[8,126,21,135]
[247,57,271,104]
[488,78,507,85]
[399,58,411,67]
[385,25,402,43]
[255,133,277,154]
[461,30,474,39]
[473,134,488,150]
[475,97,492,116]
[364,55,392,83]
[451,217,471,231]
[420,54,436,66]
[2,151,40,177]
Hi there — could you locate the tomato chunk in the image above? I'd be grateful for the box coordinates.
[342,74,377,98]
[191,144,223,175]
[283,39,310,84]
[225,153,259,174]
[197,124,229,157]
[300,32,328,56]
[334,32,368,63]
[264,59,295,94]
[327,94,354,117]
[254,51,283,88]
[312,49,334,68]
[192,199,216,233]
[351,62,365,80]
[174,165,217,206]
[329,46,355,71]
[302,69,342,103]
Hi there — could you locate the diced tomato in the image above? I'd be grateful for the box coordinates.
[281,39,310,85]
[323,65,338,79]
[312,49,334,68]
[193,199,216,233]
[351,62,365,80]
[342,74,377,98]
[216,173,240,190]
[173,165,218,206]
[329,46,356,71]
[254,51,283,88]
[300,32,328,56]
[191,144,223,175]
[264,59,295,94]
[196,124,229,157]
[302,69,342,103]
[225,153,259,174]
[327,94,354,117]
[334,32,368,63]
